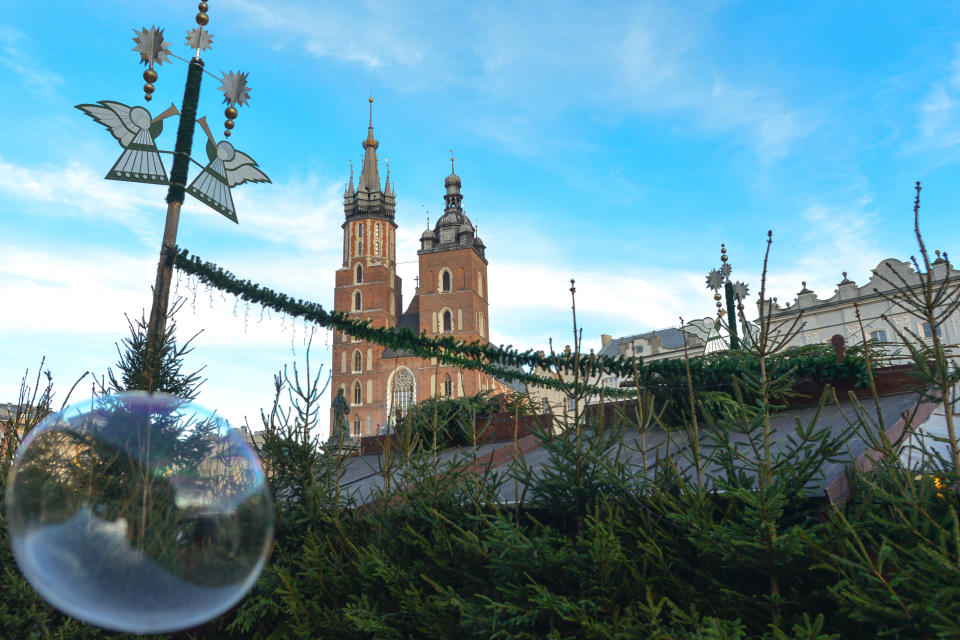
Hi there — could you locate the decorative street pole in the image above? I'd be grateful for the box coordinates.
[76,2,270,372]
[705,244,749,350]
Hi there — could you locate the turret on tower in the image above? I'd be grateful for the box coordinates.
[343,97,396,223]
[418,156,489,340]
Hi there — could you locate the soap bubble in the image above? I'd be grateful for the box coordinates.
[5,392,273,634]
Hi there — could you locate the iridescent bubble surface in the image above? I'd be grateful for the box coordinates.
[5,392,273,634]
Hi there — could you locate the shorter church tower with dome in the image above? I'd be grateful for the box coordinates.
[330,100,513,437]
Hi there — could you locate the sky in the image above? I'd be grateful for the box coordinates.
[2,1,960,438]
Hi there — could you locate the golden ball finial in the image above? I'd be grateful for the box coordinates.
[369,97,374,103]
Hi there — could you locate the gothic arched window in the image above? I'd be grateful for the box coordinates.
[375,241,380,255]
[353,416,361,437]
[443,310,453,332]
[444,374,452,397]
[375,224,381,239]
[442,270,451,292]
[354,291,361,311]
[353,381,362,405]
[390,368,415,422]
[353,350,362,372]
[356,264,362,283]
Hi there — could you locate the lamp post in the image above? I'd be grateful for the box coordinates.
[76,3,269,378]
[705,244,750,350]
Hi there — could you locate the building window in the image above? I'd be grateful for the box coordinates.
[375,223,380,239]
[355,264,362,283]
[375,241,380,255]
[353,381,362,405]
[442,270,451,292]
[390,368,415,422]
[444,374,452,397]
[353,416,361,437]
[354,291,361,311]
[443,310,453,332]
[869,329,887,342]
[353,350,362,372]
[922,322,942,339]
[358,222,363,237]
[567,397,575,411]
[358,240,363,255]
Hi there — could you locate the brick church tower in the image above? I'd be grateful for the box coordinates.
[331,100,509,438]
[331,98,400,437]
[416,158,490,395]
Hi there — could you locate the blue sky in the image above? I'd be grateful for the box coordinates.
[2,1,960,436]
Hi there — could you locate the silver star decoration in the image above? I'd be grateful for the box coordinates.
[132,26,171,66]
[720,263,732,278]
[706,269,723,291]
[732,281,749,299]
[219,70,251,107]
[185,28,213,51]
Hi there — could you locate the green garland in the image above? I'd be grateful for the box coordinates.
[171,248,873,400]
[172,248,636,396]
[166,57,204,205]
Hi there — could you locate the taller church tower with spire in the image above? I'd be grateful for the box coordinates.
[331,100,510,437]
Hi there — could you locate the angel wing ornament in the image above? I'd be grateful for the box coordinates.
[75,101,179,184]
[186,116,270,223]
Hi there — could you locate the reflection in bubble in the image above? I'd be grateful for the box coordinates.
[5,392,273,634]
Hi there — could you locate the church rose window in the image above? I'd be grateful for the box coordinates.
[391,368,414,421]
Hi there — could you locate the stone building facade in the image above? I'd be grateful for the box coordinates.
[330,101,511,436]
[761,256,960,352]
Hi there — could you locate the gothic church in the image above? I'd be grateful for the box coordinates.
[331,99,512,436]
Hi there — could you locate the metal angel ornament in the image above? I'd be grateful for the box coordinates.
[186,116,270,223]
[75,101,179,184]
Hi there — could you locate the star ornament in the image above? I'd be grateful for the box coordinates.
[732,281,750,299]
[706,269,723,291]
[219,70,251,107]
[185,28,213,52]
[132,26,171,66]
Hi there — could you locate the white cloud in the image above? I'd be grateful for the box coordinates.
[225,0,427,70]
[756,197,888,307]
[0,25,62,99]
[224,0,810,162]
[917,43,960,149]
[0,155,161,244]
[222,175,345,252]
